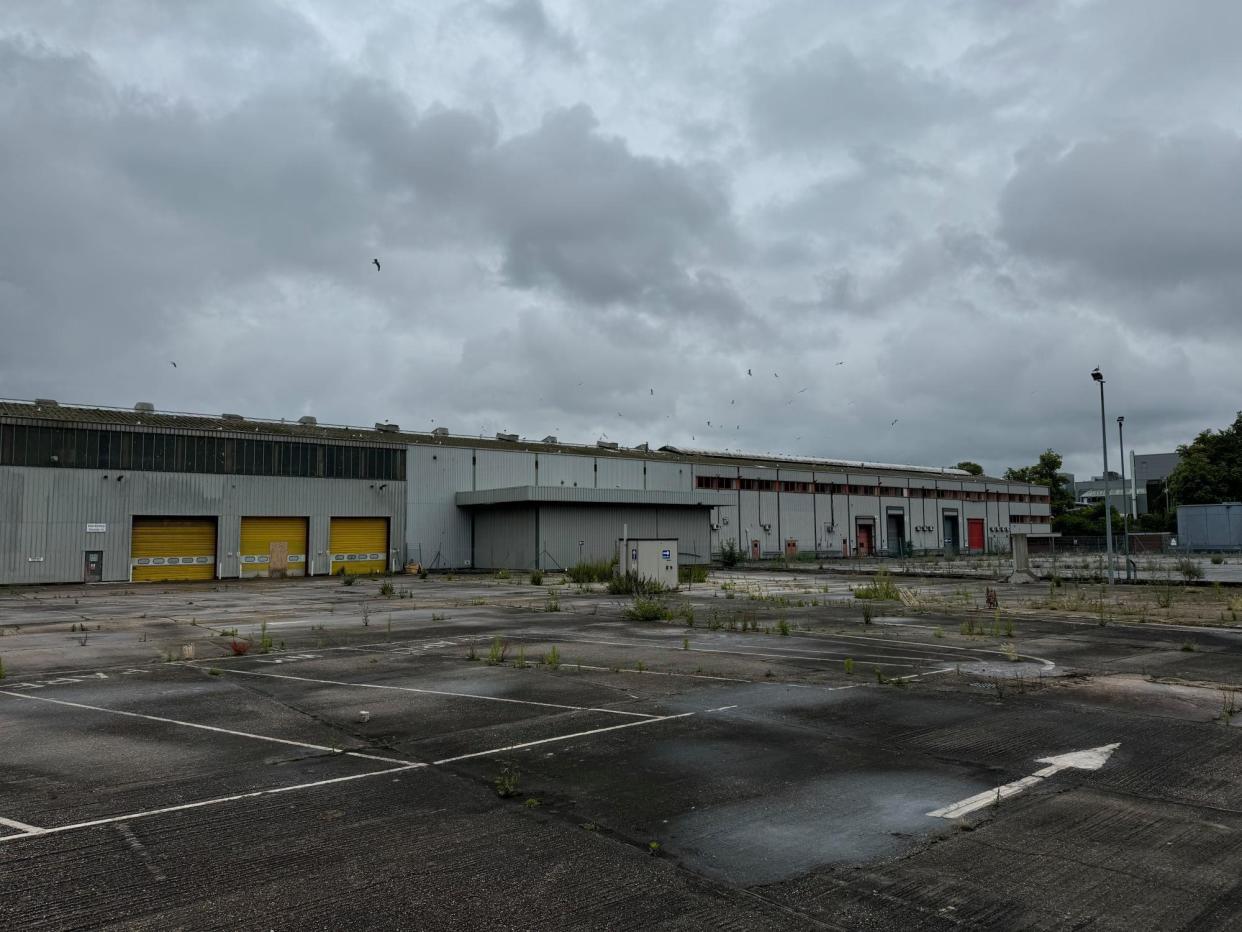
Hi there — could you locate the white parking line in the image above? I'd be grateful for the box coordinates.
[210,667,658,719]
[0,690,413,765]
[0,709,698,844]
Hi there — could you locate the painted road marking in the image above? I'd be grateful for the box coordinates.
[0,690,413,765]
[0,711,696,843]
[210,667,658,719]
[0,816,43,834]
[928,743,1121,819]
[431,712,696,765]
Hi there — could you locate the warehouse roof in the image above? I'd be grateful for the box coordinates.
[0,398,1006,482]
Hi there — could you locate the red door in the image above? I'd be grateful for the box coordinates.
[857,524,873,556]
[967,518,985,552]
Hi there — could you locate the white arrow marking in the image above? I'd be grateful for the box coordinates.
[928,743,1119,819]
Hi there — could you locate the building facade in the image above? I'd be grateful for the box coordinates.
[0,400,1053,585]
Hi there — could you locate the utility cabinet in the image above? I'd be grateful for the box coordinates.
[618,538,679,589]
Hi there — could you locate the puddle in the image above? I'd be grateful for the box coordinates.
[665,770,984,885]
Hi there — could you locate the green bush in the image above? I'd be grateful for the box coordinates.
[530,569,544,585]
[1211,555,1224,565]
[624,596,671,622]
[719,539,741,568]
[1178,558,1204,581]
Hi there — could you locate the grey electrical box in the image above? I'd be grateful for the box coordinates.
[617,538,679,590]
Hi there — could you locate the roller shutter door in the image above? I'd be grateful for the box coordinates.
[240,517,308,578]
[131,517,217,582]
[330,517,389,575]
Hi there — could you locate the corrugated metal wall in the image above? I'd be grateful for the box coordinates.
[537,454,594,489]
[473,507,537,569]
[406,445,473,569]
[596,457,645,490]
[475,449,535,489]
[529,505,710,569]
[645,461,691,491]
[0,466,404,584]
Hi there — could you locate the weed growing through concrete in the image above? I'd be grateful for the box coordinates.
[466,643,479,661]
[0,655,5,679]
[777,619,791,636]
[544,645,561,669]
[1004,617,1015,638]
[682,637,689,650]
[844,658,855,675]
[625,596,670,622]
[486,638,509,665]
[544,590,561,612]
[1181,641,1196,652]
[524,798,541,808]
[340,572,357,587]
[862,604,874,625]
[854,570,900,601]
[495,569,511,580]
[648,841,662,856]
[874,667,887,684]
[494,766,519,798]
[380,581,394,597]
[1001,642,1018,662]
[431,612,446,621]
[361,604,370,627]
[257,621,273,654]
[1220,690,1238,724]
[530,569,544,586]
[635,660,646,672]
[933,626,944,639]
[513,646,528,669]
[208,667,222,676]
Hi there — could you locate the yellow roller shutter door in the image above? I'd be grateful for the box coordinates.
[131,517,217,582]
[329,517,388,575]
[240,517,308,578]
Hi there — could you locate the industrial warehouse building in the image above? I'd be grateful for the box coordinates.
[0,400,1053,585]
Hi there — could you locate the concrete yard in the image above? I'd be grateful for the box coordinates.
[2,572,1241,930]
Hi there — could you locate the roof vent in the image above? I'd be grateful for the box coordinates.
[597,440,619,450]
[134,401,155,413]
[375,422,399,433]
[35,398,59,407]
[634,442,649,452]
[496,432,519,442]
[221,413,245,422]
[298,415,317,427]
[542,435,558,444]
[431,427,449,438]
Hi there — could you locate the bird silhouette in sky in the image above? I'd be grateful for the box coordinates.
[372,259,381,271]
[774,372,779,378]
[650,388,654,395]
[169,361,177,368]
[747,369,752,376]
[798,387,807,393]
[835,361,845,366]
[891,418,899,427]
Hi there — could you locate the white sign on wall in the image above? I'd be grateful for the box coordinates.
[86,523,107,533]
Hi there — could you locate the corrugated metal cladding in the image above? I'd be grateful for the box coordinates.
[406,445,472,569]
[596,457,645,490]
[532,506,711,570]
[0,466,403,584]
[475,449,535,489]
[537,454,594,489]
[473,507,537,570]
[644,461,691,491]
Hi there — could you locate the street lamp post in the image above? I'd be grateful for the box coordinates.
[1091,368,1115,585]
[1118,416,1131,580]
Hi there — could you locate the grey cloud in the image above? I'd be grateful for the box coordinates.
[750,44,977,149]
[1000,129,1242,285]
[486,0,580,60]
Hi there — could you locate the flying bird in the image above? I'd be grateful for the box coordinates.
[730,399,735,405]
[650,388,654,395]
[835,361,845,366]
[706,420,712,426]
[798,387,807,393]
[747,369,752,376]
[372,258,381,271]
[169,361,177,368]
[774,373,779,378]
[891,418,899,427]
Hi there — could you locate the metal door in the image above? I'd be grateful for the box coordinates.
[967,519,985,552]
[856,523,873,556]
[886,513,905,557]
[750,539,761,560]
[942,515,960,555]
[84,551,103,583]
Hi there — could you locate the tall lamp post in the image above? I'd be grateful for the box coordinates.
[1117,415,1131,580]
[1091,368,1115,585]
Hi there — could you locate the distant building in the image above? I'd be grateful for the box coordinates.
[1074,451,1180,516]
[1177,503,1242,552]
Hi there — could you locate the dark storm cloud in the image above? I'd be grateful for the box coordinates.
[486,0,580,60]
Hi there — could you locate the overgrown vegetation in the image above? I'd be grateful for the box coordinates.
[379,580,395,597]
[1177,558,1204,581]
[494,765,520,798]
[544,590,561,612]
[486,637,509,665]
[678,564,709,584]
[854,570,901,601]
[566,560,615,584]
[529,569,544,585]
[543,645,561,669]
[624,596,670,622]
[339,570,357,586]
[607,573,666,595]
[719,538,741,568]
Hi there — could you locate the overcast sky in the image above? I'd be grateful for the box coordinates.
[2,1,1239,479]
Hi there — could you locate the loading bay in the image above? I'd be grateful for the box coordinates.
[2,572,1241,930]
